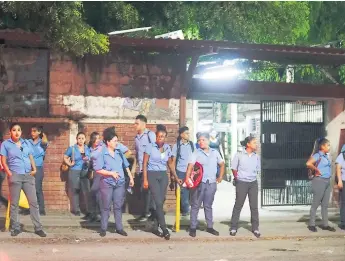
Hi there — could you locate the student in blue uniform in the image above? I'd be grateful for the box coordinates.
[230,136,261,238]
[63,132,91,216]
[135,115,156,221]
[92,127,134,237]
[143,124,175,240]
[186,132,225,238]
[28,125,48,215]
[336,144,345,230]
[0,123,46,237]
[171,126,194,216]
[0,131,7,208]
[306,138,336,232]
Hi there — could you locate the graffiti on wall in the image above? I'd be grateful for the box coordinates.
[62,95,179,121]
[0,48,49,118]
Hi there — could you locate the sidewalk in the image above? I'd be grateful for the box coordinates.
[0,209,343,241]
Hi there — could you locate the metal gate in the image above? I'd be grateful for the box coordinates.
[260,101,325,206]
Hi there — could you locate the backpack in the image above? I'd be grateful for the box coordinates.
[176,140,194,166]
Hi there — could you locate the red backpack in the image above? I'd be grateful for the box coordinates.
[183,162,203,189]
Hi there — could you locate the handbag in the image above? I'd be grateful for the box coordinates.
[60,146,74,172]
[183,161,203,189]
[307,153,321,180]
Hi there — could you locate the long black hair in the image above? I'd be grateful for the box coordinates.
[32,124,44,139]
[311,137,330,156]
[177,126,189,142]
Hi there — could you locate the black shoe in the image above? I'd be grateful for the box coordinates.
[35,230,47,237]
[89,214,100,223]
[339,224,345,230]
[162,229,170,240]
[152,229,163,237]
[181,212,189,217]
[11,229,21,237]
[189,228,196,238]
[39,210,46,216]
[82,213,92,220]
[229,229,237,236]
[116,230,128,236]
[206,228,219,236]
[252,230,261,238]
[308,226,317,232]
[99,230,106,237]
[72,211,81,216]
[320,225,336,232]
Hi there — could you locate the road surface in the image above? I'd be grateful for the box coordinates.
[0,237,343,261]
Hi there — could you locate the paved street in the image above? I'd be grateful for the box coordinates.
[0,237,344,261]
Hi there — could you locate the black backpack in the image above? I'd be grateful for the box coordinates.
[176,140,194,166]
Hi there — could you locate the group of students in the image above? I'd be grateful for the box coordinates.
[0,116,344,239]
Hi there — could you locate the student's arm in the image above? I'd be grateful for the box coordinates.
[29,155,37,176]
[185,152,197,182]
[167,147,180,184]
[216,151,225,183]
[231,153,240,179]
[306,154,321,176]
[1,156,11,177]
[63,146,74,166]
[170,144,178,179]
[93,152,119,179]
[142,144,152,189]
[335,154,343,189]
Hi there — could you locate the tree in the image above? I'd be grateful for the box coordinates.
[0,1,109,56]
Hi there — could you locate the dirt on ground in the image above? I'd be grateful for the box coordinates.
[0,237,344,261]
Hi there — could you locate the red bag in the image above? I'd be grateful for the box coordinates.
[183,162,203,189]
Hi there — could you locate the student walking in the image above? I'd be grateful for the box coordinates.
[187,132,225,238]
[306,138,336,232]
[230,136,261,238]
[335,144,345,230]
[171,126,194,216]
[143,124,175,240]
[92,127,134,237]
[63,132,91,216]
[134,115,156,221]
[0,123,46,237]
[28,125,48,215]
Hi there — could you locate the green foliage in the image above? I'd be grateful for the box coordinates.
[0,1,109,56]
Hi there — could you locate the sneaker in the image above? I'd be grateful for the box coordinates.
[189,228,196,238]
[82,213,92,220]
[10,229,21,237]
[162,229,170,240]
[35,230,47,237]
[89,214,101,223]
[39,210,46,216]
[72,211,81,216]
[152,229,163,238]
[308,226,317,232]
[99,230,106,237]
[116,230,128,237]
[320,225,336,232]
[137,214,148,222]
[206,228,219,236]
[230,229,237,236]
[252,230,261,238]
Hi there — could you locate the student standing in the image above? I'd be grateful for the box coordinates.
[335,144,345,230]
[186,132,225,238]
[92,127,134,237]
[0,123,46,237]
[0,131,7,208]
[171,126,194,216]
[143,124,176,240]
[134,115,156,221]
[230,136,261,238]
[28,125,48,215]
[306,138,336,232]
[63,132,91,216]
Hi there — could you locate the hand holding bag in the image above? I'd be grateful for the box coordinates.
[61,146,74,172]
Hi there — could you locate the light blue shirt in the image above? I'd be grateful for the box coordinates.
[28,138,48,167]
[312,151,331,179]
[231,151,260,182]
[0,138,33,174]
[189,148,224,184]
[64,144,91,171]
[335,152,345,181]
[145,143,171,171]
[135,129,156,172]
[171,141,194,173]
[92,147,129,186]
